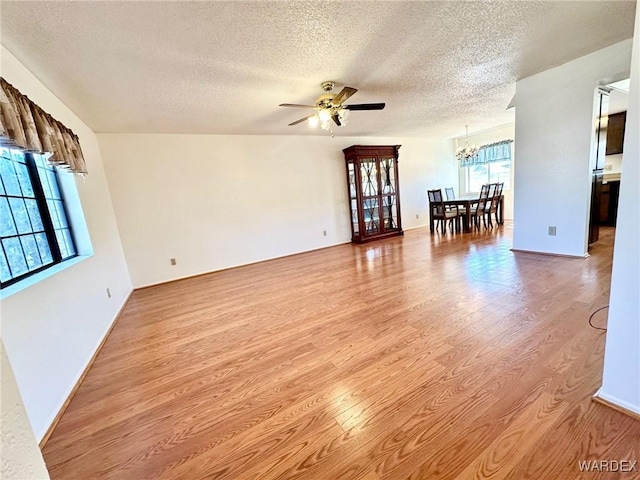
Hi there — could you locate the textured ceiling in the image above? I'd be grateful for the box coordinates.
[0,1,636,138]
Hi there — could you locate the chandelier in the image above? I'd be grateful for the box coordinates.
[456,125,479,161]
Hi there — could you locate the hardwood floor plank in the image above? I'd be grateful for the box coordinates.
[505,402,640,480]
[453,393,568,479]
[41,225,638,479]
[150,336,447,479]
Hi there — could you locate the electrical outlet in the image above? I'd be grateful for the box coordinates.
[323,230,327,236]
[604,164,613,171]
[170,258,177,266]
[548,226,557,236]
[416,214,419,219]
[106,288,111,299]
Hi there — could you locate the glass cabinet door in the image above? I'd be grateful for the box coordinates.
[362,197,380,235]
[360,158,378,197]
[359,158,380,236]
[347,162,359,236]
[379,157,399,232]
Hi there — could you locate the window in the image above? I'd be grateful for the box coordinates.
[466,160,512,192]
[0,147,76,288]
[460,139,513,194]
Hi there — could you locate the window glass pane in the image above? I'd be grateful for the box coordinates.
[468,164,488,192]
[39,167,53,197]
[20,234,42,270]
[488,160,511,189]
[63,229,76,256]
[0,197,18,236]
[55,229,69,258]
[0,159,21,196]
[0,249,11,283]
[34,154,47,168]
[11,150,25,163]
[2,237,28,277]
[15,162,34,197]
[46,169,61,199]
[54,200,69,228]
[8,197,32,234]
[35,233,53,264]
[24,199,44,231]
[47,199,62,228]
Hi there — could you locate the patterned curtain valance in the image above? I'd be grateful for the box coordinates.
[460,139,513,167]
[0,77,87,174]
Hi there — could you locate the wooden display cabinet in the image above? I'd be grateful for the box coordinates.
[343,145,403,243]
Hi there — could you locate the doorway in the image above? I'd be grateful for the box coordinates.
[588,79,629,246]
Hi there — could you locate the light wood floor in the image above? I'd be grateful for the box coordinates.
[43,224,639,479]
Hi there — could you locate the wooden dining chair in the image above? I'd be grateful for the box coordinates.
[444,187,459,216]
[485,182,504,228]
[445,187,455,200]
[468,184,491,230]
[428,189,460,233]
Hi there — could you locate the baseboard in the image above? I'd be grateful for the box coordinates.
[510,248,589,259]
[38,289,133,448]
[402,223,429,232]
[592,388,640,421]
[134,241,351,290]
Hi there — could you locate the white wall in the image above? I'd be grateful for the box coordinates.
[455,124,515,219]
[0,47,132,441]
[512,40,632,256]
[599,7,640,415]
[0,340,49,479]
[98,134,456,287]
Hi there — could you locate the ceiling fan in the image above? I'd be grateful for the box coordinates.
[279,81,385,130]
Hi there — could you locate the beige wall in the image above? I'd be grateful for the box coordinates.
[0,47,132,441]
[0,339,50,479]
[98,134,457,287]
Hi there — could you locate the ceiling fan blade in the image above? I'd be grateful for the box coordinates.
[279,103,316,108]
[345,103,386,111]
[332,87,358,105]
[288,115,315,126]
[332,114,342,127]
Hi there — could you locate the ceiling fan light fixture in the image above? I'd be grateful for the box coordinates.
[280,81,385,134]
[317,108,332,130]
[318,108,332,123]
[338,107,350,126]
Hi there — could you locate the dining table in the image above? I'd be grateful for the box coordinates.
[429,194,504,233]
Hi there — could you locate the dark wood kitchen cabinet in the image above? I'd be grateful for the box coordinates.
[600,180,621,226]
[606,112,626,155]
